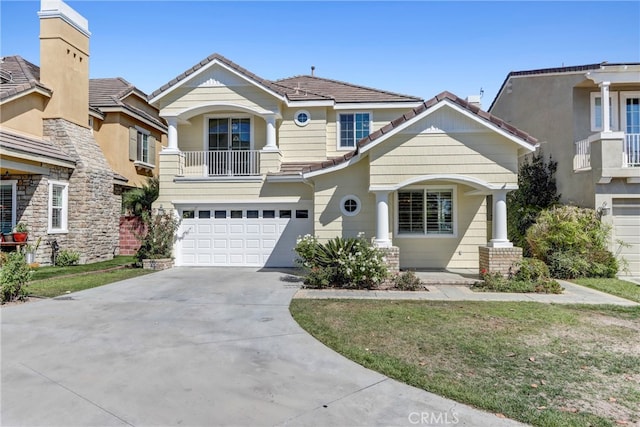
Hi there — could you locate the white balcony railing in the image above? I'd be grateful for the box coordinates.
[181,150,261,177]
[626,133,640,167]
[574,137,591,170]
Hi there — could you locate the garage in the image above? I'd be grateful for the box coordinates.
[176,203,312,267]
[612,198,640,276]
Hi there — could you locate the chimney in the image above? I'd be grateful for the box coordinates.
[466,95,482,109]
[38,0,90,127]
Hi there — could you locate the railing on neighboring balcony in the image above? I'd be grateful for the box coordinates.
[574,137,591,170]
[626,133,640,167]
[180,150,261,177]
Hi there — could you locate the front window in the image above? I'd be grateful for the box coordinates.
[208,118,251,151]
[338,112,370,149]
[398,188,455,236]
[590,92,618,131]
[0,181,17,234]
[49,181,68,233]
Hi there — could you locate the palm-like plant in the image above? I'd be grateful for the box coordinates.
[122,177,159,217]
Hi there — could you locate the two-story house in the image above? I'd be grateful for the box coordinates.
[150,54,538,272]
[0,0,166,264]
[489,63,640,276]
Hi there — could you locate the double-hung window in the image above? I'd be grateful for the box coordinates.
[397,188,455,236]
[0,181,17,234]
[129,126,155,167]
[48,181,68,233]
[338,112,370,149]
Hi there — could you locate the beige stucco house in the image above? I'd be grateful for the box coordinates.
[150,54,538,270]
[0,0,166,264]
[489,63,640,276]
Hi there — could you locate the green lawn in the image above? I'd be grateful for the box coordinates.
[27,256,153,298]
[290,299,640,427]
[571,278,640,303]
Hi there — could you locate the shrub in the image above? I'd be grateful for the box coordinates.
[390,270,424,291]
[304,266,337,289]
[135,209,181,263]
[1,252,33,303]
[526,205,618,279]
[55,249,80,267]
[295,235,388,289]
[475,259,563,294]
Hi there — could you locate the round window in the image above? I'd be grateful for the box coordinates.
[294,110,310,127]
[340,195,361,216]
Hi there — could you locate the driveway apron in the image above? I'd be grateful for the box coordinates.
[1,268,524,426]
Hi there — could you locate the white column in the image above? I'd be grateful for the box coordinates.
[263,115,278,151]
[373,191,391,248]
[600,81,611,133]
[488,189,513,248]
[165,117,179,152]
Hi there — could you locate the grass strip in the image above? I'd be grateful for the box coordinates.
[30,256,137,281]
[290,299,640,427]
[571,278,640,303]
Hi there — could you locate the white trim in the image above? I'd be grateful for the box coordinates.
[395,185,458,239]
[340,195,361,217]
[590,91,619,132]
[133,160,155,171]
[38,0,90,37]
[285,100,334,108]
[294,110,311,127]
[149,58,286,105]
[620,91,640,133]
[0,180,18,233]
[48,180,69,234]
[336,111,372,151]
[172,197,303,205]
[334,102,423,110]
[164,102,280,122]
[370,175,518,193]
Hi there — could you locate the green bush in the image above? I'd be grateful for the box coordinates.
[295,235,388,289]
[135,209,181,263]
[55,249,80,267]
[1,252,33,303]
[474,258,563,294]
[526,206,618,279]
[390,270,424,291]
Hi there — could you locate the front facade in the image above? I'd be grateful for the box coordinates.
[150,55,537,270]
[489,63,640,276]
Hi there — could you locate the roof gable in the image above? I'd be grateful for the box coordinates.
[148,53,286,105]
[0,55,52,102]
[301,91,537,178]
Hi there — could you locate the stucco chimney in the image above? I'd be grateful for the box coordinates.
[38,0,90,128]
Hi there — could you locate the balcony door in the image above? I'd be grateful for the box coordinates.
[622,93,640,167]
[207,117,252,175]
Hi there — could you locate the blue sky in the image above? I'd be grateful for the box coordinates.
[1,1,639,107]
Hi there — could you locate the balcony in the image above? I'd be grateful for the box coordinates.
[573,132,640,183]
[179,150,261,177]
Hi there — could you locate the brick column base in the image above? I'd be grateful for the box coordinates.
[379,246,400,273]
[479,246,523,277]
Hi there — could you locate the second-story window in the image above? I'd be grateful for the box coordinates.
[208,118,251,151]
[129,126,155,166]
[338,112,370,149]
[590,92,618,132]
[137,131,149,163]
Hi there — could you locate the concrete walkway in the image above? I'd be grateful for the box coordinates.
[1,267,526,427]
[294,271,639,306]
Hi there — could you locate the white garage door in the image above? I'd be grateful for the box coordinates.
[612,199,640,276]
[176,203,312,267]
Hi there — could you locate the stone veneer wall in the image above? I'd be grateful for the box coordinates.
[43,118,121,264]
[479,246,523,277]
[380,246,400,273]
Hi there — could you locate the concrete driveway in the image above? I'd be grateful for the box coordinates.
[1,268,524,427]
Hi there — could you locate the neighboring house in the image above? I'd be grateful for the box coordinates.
[489,62,640,276]
[149,54,538,271]
[0,0,165,264]
[89,78,167,188]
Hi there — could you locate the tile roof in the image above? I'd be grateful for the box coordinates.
[149,53,422,104]
[0,128,75,165]
[90,77,167,130]
[0,55,52,101]
[289,91,537,175]
[274,75,422,103]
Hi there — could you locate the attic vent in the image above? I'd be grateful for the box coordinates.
[0,70,13,83]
